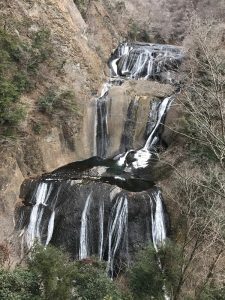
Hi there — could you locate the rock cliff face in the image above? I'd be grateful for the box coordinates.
[0,0,112,248]
[13,40,183,273]
[0,0,182,261]
[17,175,168,276]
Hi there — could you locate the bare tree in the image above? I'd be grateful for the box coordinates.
[160,18,225,299]
[181,18,225,165]
[163,167,225,299]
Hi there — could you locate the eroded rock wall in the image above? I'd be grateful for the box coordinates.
[0,0,179,261]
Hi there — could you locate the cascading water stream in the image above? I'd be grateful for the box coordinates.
[114,95,173,170]
[24,181,61,249]
[107,195,128,277]
[94,43,183,159]
[26,182,52,249]
[150,190,170,300]
[79,192,92,260]
[95,83,111,157]
[150,189,167,251]
[44,186,61,247]
[18,41,183,294]
[45,210,55,247]
[144,96,173,151]
[94,80,123,158]
[145,101,161,140]
[99,199,104,260]
[109,42,182,80]
[120,97,139,152]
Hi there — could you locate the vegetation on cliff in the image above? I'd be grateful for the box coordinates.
[1,241,225,299]
[161,18,225,299]
[0,25,79,140]
[0,245,128,300]
[0,28,52,135]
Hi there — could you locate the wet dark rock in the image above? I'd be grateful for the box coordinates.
[18,173,168,276]
[15,41,183,277]
[109,42,183,83]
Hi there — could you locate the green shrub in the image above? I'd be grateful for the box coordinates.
[32,122,43,135]
[157,242,183,297]
[0,27,52,131]
[30,245,126,300]
[128,242,183,300]
[73,0,89,19]
[127,22,151,42]
[38,88,77,115]
[74,259,125,300]
[115,1,126,12]
[38,89,57,113]
[0,245,136,300]
[0,29,24,126]
[0,78,25,127]
[0,268,40,300]
[2,105,26,126]
[27,29,52,75]
[198,285,225,300]
[13,72,32,93]
[129,245,164,299]
[30,245,79,300]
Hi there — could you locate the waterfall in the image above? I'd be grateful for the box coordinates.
[95,42,182,160]
[107,195,128,277]
[144,100,161,140]
[79,192,92,259]
[99,199,104,260]
[44,185,61,247]
[109,42,183,80]
[114,95,173,170]
[150,189,170,300]
[96,96,109,158]
[94,82,112,157]
[18,41,184,286]
[25,182,53,249]
[120,97,139,152]
[95,80,122,157]
[20,180,168,280]
[144,96,173,150]
[45,211,55,247]
[150,190,167,251]
[126,95,172,170]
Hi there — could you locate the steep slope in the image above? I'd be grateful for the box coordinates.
[0,0,174,257]
[0,0,111,252]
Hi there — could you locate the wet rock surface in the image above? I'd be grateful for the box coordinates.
[17,172,169,276]
[15,41,182,275]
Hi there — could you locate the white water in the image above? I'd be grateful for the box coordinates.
[150,190,169,300]
[26,182,52,249]
[129,96,173,169]
[115,150,133,167]
[115,95,173,170]
[99,200,104,260]
[111,58,120,75]
[110,42,183,80]
[94,82,112,157]
[45,211,56,247]
[150,189,167,251]
[22,42,176,288]
[107,195,128,277]
[79,192,92,259]
[95,42,182,159]
[144,96,173,150]
[100,82,112,98]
